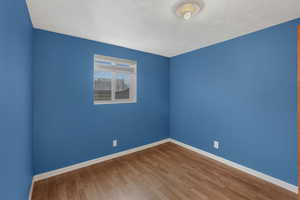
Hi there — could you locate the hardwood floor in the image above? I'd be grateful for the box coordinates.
[32,142,297,200]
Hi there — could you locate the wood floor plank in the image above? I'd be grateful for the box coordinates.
[32,143,297,200]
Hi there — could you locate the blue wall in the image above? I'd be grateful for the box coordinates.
[33,30,169,174]
[0,0,33,199]
[170,18,300,185]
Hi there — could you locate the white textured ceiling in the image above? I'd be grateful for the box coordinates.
[27,0,300,57]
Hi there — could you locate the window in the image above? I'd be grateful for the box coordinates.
[94,55,137,104]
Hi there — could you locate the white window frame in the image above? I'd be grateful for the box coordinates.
[93,54,137,105]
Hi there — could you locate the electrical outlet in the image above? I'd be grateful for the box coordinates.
[213,141,219,149]
[113,139,117,147]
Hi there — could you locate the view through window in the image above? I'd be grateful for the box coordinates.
[94,55,137,104]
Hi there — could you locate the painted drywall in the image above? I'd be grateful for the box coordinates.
[170,18,300,185]
[0,0,33,199]
[33,30,169,174]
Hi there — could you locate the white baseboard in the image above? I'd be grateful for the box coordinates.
[32,137,297,195]
[28,178,34,200]
[169,139,298,193]
[33,138,171,182]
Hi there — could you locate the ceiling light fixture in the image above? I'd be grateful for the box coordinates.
[175,1,203,20]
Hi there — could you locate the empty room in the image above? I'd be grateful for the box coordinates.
[1,0,300,199]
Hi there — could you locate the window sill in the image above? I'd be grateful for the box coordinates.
[94,99,137,105]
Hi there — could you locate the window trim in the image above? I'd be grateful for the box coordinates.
[93,54,137,105]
